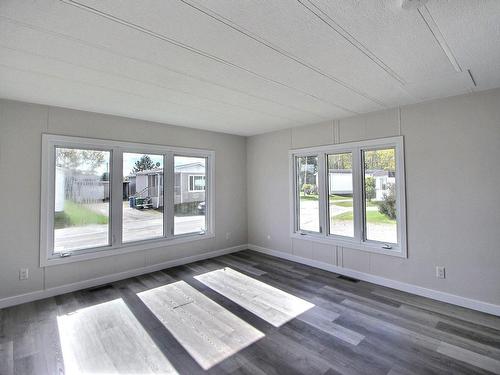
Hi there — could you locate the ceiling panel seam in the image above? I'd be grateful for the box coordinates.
[60,0,358,115]
[0,44,307,125]
[417,5,462,73]
[0,16,328,120]
[299,0,407,86]
[180,0,386,109]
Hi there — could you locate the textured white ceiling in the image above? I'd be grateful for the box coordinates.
[0,0,498,135]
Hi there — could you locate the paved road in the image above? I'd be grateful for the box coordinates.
[299,199,397,243]
[54,202,205,252]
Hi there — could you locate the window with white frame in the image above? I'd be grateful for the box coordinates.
[41,134,214,265]
[175,156,207,235]
[290,136,407,257]
[188,175,206,192]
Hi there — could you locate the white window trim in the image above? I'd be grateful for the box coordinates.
[289,136,407,258]
[40,134,215,267]
[188,174,206,192]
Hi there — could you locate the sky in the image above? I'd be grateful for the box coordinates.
[57,149,204,178]
[123,154,206,177]
[123,153,163,177]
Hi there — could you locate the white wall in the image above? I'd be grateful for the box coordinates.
[0,99,247,301]
[247,88,500,307]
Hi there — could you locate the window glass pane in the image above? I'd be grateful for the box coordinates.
[54,148,110,252]
[174,156,207,235]
[363,148,397,244]
[122,153,164,243]
[327,153,354,237]
[296,155,319,232]
[189,175,205,191]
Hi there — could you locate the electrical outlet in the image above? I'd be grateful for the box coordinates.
[225,232,231,240]
[267,234,272,240]
[436,266,445,279]
[19,268,29,280]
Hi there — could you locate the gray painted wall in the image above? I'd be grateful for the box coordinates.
[247,88,500,306]
[0,99,247,300]
[1,89,499,308]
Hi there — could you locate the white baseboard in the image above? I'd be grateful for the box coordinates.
[247,244,500,317]
[0,244,246,309]
[3,243,499,317]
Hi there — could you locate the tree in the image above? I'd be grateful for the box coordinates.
[364,149,395,171]
[132,155,160,173]
[328,153,352,170]
[298,156,318,186]
[56,149,106,173]
[365,176,376,201]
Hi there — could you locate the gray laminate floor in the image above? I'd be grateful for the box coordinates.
[1,250,499,374]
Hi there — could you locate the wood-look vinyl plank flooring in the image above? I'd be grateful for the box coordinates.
[0,250,499,374]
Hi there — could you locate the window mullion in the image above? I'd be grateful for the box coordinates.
[352,147,363,243]
[110,148,123,247]
[318,153,327,235]
[293,156,300,233]
[164,152,174,238]
[45,142,56,258]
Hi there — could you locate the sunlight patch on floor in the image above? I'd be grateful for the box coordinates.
[57,298,177,375]
[195,267,314,327]
[138,280,264,370]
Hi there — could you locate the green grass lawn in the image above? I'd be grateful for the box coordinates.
[300,193,353,202]
[331,200,377,208]
[330,194,351,201]
[299,193,319,201]
[333,209,395,224]
[54,200,108,229]
[332,200,353,207]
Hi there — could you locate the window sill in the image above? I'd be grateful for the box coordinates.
[290,232,407,258]
[41,232,215,267]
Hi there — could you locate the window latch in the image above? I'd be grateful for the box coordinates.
[382,244,392,250]
[60,252,71,258]
[300,232,307,236]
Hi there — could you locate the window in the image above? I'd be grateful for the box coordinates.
[363,148,397,244]
[189,175,206,192]
[54,147,111,253]
[296,155,320,233]
[41,135,214,266]
[327,152,354,238]
[174,156,207,235]
[290,136,406,257]
[122,152,164,243]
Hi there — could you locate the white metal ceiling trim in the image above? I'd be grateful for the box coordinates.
[0,15,330,119]
[60,0,359,114]
[180,0,384,109]
[298,0,407,86]
[418,5,462,73]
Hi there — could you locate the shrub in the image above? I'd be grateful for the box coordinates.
[378,183,397,220]
[302,183,316,195]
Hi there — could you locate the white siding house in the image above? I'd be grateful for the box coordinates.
[328,170,353,195]
[328,169,394,200]
[126,162,206,208]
